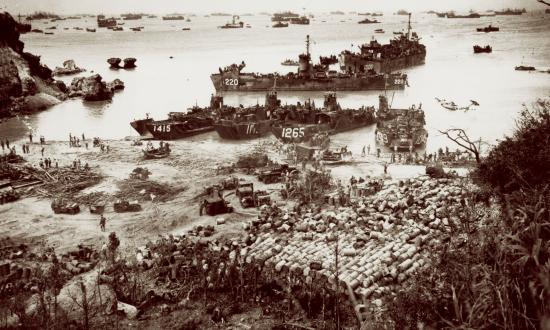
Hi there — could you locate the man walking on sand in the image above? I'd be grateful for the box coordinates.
[29,133,33,144]
[100,214,106,232]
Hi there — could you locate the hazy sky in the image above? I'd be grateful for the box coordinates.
[1,0,544,15]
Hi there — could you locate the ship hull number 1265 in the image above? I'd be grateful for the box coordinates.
[224,78,239,86]
[282,127,305,138]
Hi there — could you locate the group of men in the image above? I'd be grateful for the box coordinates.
[39,158,57,169]
[69,133,87,148]
[0,139,11,153]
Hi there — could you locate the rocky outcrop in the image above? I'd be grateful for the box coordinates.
[107,57,137,69]
[53,59,86,76]
[69,74,124,101]
[123,57,137,68]
[107,78,125,91]
[0,11,66,117]
[107,57,121,68]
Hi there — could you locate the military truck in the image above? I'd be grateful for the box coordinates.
[113,199,142,212]
[257,164,298,184]
[51,198,80,214]
[200,186,233,216]
[236,182,271,208]
[89,204,105,214]
[236,182,255,208]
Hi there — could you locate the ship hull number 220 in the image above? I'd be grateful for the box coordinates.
[224,78,239,86]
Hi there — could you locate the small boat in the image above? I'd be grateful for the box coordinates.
[476,25,499,33]
[473,45,492,53]
[435,98,458,111]
[86,28,96,32]
[273,21,288,28]
[515,65,536,71]
[130,27,143,31]
[112,26,123,31]
[219,15,244,28]
[358,18,380,24]
[182,27,191,31]
[393,31,404,35]
[44,32,54,35]
[143,145,171,159]
[162,15,184,20]
[374,28,385,33]
[289,16,310,25]
[281,59,299,66]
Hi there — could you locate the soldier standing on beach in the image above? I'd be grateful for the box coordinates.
[100,215,106,232]
[29,133,33,143]
[1,140,4,152]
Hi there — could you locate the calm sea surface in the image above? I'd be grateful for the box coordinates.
[1,13,549,155]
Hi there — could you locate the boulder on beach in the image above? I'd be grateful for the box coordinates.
[107,57,122,68]
[53,59,86,76]
[123,57,137,68]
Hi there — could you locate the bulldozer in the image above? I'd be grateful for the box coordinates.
[113,199,142,213]
[200,186,233,216]
[51,198,80,214]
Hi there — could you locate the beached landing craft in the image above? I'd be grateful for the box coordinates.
[213,92,280,140]
[375,95,427,151]
[271,93,376,143]
[211,36,408,92]
[130,95,224,140]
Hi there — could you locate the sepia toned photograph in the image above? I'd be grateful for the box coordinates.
[0,0,549,329]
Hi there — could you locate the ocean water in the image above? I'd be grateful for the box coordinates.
[1,12,549,155]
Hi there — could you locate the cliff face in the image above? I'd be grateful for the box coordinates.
[0,12,66,117]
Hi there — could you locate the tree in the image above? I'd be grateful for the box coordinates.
[538,0,550,7]
[438,128,481,163]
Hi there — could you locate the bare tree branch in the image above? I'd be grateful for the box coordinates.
[538,0,550,7]
[439,129,481,163]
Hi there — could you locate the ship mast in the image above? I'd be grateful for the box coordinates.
[407,13,412,40]
[306,35,310,56]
